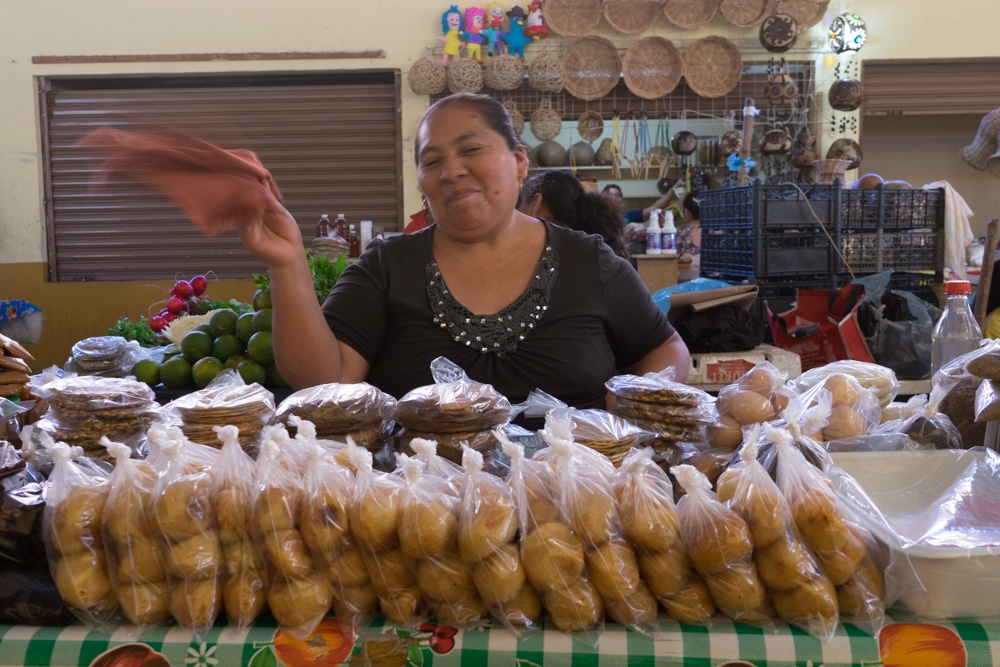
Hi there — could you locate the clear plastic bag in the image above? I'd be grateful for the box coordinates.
[796,371,882,444]
[791,359,900,409]
[870,388,961,450]
[613,448,715,624]
[715,361,795,429]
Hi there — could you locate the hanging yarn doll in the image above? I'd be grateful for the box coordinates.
[462,6,487,63]
[439,5,465,66]
[524,0,549,39]
[503,6,532,60]
[482,1,507,56]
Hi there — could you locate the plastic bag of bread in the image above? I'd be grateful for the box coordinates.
[605,369,714,452]
[210,424,268,630]
[791,360,900,409]
[716,432,838,639]
[41,433,118,630]
[933,345,993,448]
[500,435,604,637]
[251,424,333,637]
[613,448,715,624]
[713,362,798,436]
[459,444,540,635]
[771,422,887,634]
[146,424,224,638]
[870,388,961,450]
[101,437,170,630]
[298,436,378,637]
[394,357,512,433]
[398,447,488,627]
[346,439,427,626]
[796,371,882,444]
[672,463,774,625]
[536,412,658,635]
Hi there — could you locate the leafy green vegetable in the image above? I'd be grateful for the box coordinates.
[108,316,160,347]
[253,250,352,304]
[188,298,253,316]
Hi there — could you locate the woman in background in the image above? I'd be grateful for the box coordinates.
[677,189,702,282]
[521,170,630,260]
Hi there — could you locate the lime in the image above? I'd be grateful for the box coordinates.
[236,312,256,343]
[247,331,275,367]
[237,359,268,386]
[267,364,290,389]
[208,309,239,338]
[192,356,225,389]
[194,322,213,335]
[212,334,245,363]
[252,308,273,333]
[181,330,213,363]
[224,354,250,370]
[160,356,193,389]
[253,288,272,311]
[131,359,161,388]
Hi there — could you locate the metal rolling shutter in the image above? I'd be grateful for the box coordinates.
[40,71,402,282]
[862,59,1000,116]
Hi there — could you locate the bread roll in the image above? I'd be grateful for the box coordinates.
[362,547,415,594]
[118,580,171,626]
[262,528,314,578]
[415,553,478,604]
[584,539,640,599]
[570,485,616,546]
[494,584,542,626]
[116,536,166,583]
[660,574,715,623]
[705,567,768,616]
[332,583,380,618]
[267,573,333,628]
[349,482,402,552]
[213,487,251,546]
[299,487,351,556]
[55,551,113,610]
[542,577,603,633]
[52,489,106,554]
[472,542,526,606]
[153,477,214,542]
[685,509,753,576]
[521,521,585,592]
[771,576,838,627]
[324,544,371,588]
[166,532,222,579]
[170,575,223,628]
[458,500,517,563]
[399,499,459,561]
[638,548,691,598]
[755,538,816,592]
[378,586,425,625]
[223,571,267,626]
[252,485,304,536]
[604,581,658,627]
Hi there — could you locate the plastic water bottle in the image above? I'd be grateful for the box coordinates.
[646,209,662,255]
[661,209,677,256]
[931,280,982,376]
[315,213,332,239]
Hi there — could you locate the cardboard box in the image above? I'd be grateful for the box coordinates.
[686,343,802,389]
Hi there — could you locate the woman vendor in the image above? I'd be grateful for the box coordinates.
[236,93,690,409]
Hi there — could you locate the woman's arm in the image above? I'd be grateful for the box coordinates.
[627,331,691,382]
[238,196,369,388]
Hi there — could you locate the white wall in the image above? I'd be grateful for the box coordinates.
[3,0,999,265]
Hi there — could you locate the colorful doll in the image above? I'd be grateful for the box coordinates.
[524,0,549,39]
[462,6,487,63]
[504,6,532,60]
[438,5,464,66]
[482,1,507,56]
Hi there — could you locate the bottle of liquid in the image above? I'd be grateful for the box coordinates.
[646,209,662,255]
[359,220,373,253]
[348,223,360,258]
[332,213,349,241]
[661,209,677,256]
[931,279,982,376]
[315,213,332,239]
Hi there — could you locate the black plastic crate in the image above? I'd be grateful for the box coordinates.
[840,227,945,274]
[841,186,946,232]
[700,180,842,281]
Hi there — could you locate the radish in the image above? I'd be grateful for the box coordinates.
[150,316,168,333]
[166,296,189,315]
[171,279,194,299]
[162,312,177,323]
[190,275,208,296]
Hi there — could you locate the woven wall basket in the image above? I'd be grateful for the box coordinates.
[683,36,743,98]
[528,52,566,93]
[562,36,622,102]
[719,0,768,27]
[603,0,666,35]
[577,110,605,142]
[777,0,830,28]
[531,107,563,142]
[622,36,683,100]
[508,107,526,137]
[485,54,525,91]
[544,0,603,37]
[407,56,447,95]
[664,0,720,30]
[446,58,484,94]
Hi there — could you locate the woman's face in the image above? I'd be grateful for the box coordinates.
[417,103,527,240]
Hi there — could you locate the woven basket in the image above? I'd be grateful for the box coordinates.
[562,36,622,102]
[446,58,484,94]
[528,52,565,93]
[485,54,525,91]
[814,159,851,183]
[603,0,666,35]
[544,0,604,36]
[530,107,563,142]
[407,56,448,95]
[622,36,683,100]
[777,0,830,28]
[683,36,743,98]
[508,107,526,137]
[577,110,605,142]
[664,0,720,30]
[719,0,768,26]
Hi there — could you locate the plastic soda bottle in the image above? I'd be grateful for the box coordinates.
[315,213,332,239]
[931,280,982,376]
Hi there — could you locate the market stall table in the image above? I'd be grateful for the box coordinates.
[1,612,996,666]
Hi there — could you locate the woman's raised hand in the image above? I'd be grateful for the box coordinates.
[237,193,307,268]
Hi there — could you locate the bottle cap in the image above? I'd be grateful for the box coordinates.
[945,280,971,295]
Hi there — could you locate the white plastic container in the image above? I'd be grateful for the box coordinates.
[661,209,677,256]
[646,209,662,255]
[831,449,1000,619]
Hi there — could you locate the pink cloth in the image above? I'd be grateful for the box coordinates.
[76,127,282,236]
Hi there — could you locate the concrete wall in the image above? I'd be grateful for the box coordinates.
[2,0,998,370]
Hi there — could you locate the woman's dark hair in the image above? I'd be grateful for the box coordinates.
[415,93,521,164]
[602,183,623,196]
[683,189,701,222]
[523,170,629,259]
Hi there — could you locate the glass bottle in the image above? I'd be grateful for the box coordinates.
[931,280,982,376]
[348,223,360,258]
[315,213,332,239]
[332,213,349,241]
